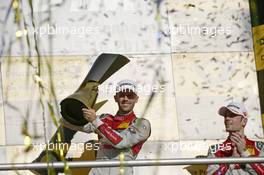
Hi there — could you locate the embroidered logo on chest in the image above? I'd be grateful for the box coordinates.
[116,121,130,129]
[246,147,256,155]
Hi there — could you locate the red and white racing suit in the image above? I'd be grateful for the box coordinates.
[80,111,151,175]
[206,137,264,175]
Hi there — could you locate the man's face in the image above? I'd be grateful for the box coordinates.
[114,90,138,114]
[224,110,247,132]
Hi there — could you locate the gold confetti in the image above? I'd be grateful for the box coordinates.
[12,0,19,9]
[33,75,43,84]
[119,168,125,175]
[59,149,64,157]
[24,135,32,146]
[119,152,125,161]
[15,30,23,38]
[119,152,125,175]
[15,29,27,38]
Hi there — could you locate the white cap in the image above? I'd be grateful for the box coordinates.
[115,79,137,94]
[218,102,248,118]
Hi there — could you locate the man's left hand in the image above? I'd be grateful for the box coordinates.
[230,132,246,155]
[82,107,97,122]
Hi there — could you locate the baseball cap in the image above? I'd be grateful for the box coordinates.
[116,79,137,94]
[218,102,248,118]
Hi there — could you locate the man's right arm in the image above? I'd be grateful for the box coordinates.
[91,117,151,149]
[60,118,95,133]
[206,146,229,175]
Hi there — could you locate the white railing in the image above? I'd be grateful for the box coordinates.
[0,157,264,171]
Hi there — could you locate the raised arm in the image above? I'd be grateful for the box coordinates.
[92,117,151,149]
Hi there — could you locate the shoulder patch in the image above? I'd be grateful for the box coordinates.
[134,118,150,127]
[133,118,151,137]
[256,141,264,151]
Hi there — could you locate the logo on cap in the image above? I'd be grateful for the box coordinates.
[218,102,248,118]
[116,79,137,94]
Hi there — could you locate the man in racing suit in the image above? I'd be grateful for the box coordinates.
[62,79,151,175]
[206,102,264,175]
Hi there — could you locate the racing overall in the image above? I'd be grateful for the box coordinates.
[81,112,151,175]
[206,137,264,175]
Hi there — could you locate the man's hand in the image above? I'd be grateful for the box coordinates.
[230,132,246,155]
[82,107,97,122]
[232,146,241,157]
